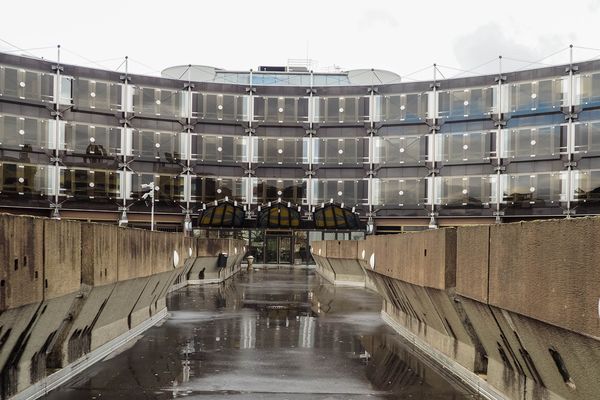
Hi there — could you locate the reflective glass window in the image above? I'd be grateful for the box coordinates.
[501,125,564,159]
[130,173,184,202]
[373,135,427,165]
[61,168,120,199]
[132,87,184,117]
[191,133,246,164]
[311,179,367,207]
[0,114,51,151]
[315,96,369,123]
[438,87,495,119]
[0,163,51,196]
[372,178,426,207]
[502,172,565,205]
[573,121,600,155]
[507,78,565,114]
[253,96,309,123]
[572,170,600,202]
[312,137,368,166]
[64,123,121,157]
[435,175,495,206]
[132,130,182,162]
[192,92,248,121]
[73,78,122,111]
[254,178,306,204]
[0,65,54,102]
[190,176,246,203]
[376,93,428,122]
[256,137,308,165]
[437,131,492,163]
[577,72,600,108]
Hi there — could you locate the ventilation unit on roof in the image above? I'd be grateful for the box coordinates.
[258,66,286,72]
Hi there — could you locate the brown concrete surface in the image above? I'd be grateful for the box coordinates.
[0,213,243,399]
[456,225,490,303]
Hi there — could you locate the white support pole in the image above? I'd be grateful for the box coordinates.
[429,64,438,228]
[496,56,503,223]
[52,45,62,219]
[566,44,575,218]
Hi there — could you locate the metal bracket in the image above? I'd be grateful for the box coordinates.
[304,170,316,177]
[119,115,135,126]
[368,87,379,95]
[181,166,193,175]
[493,211,505,217]
[429,82,440,89]
[50,110,63,118]
[494,165,506,172]
[245,87,256,93]
[367,170,377,178]
[50,156,62,163]
[305,129,316,136]
[118,206,128,212]
[50,203,62,210]
[119,74,130,83]
[563,209,576,216]
[429,211,439,218]
[427,168,440,175]
[564,161,577,168]
[565,65,579,74]
[367,128,378,135]
[428,125,440,133]
[245,169,256,176]
[51,65,64,72]
[183,83,195,90]
[564,112,578,121]
[493,119,507,128]
[306,88,316,95]
[245,128,256,135]
[494,75,507,83]
[183,124,195,131]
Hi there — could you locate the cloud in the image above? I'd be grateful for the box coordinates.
[453,22,571,74]
[357,9,399,31]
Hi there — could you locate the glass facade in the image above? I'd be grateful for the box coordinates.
[0,52,596,229]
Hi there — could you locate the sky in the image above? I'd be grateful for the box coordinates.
[2,0,600,81]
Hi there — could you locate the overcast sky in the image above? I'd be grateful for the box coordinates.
[2,0,600,81]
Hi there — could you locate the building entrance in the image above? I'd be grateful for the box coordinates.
[265,235,292,264]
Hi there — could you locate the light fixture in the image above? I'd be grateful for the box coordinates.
[155,143,160,148]
[337,191,343,196]
[18,129,25,135]
[531,93,537,99]
[90,137,96,143]
[19,82,25,88]
[338,149,344,154]
[399,190,404,196]
[217,104,223,110]
[277,190,282,195]
[463,100,469,106]
[278,107,284,113]
[89,182,95,188]
[155,99,161,105]
[400,105,405,111]
[530,140,536,146]
[463,144,469,150]
[18,177,24,183]
[462,189,468,195]
[339,107,344,113]
[529,187,536,192]
[399,147,405,153]
[277,149,283,154]
[217,146,223,152]
[217,188,222,194]
[90,92,96,98]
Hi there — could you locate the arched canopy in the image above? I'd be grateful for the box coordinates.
[198,200,245,228]
[258,203,300,228]
[314,203,361,229]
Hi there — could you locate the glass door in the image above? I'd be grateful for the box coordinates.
[265,236,279,263]
[279,237,292,264]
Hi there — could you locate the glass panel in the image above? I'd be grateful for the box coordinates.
[0,163,51,196]
[130,173,184,202]
[61,168,120,199]
[373,135,427,165]
[372,178,426,207]
[191,134,246,164]
[0,65,54,102]
[73,78,122,111]
[437,131,492,163]
[435,175,495,207]
[316,96,369,123]
[578,72,600,108]
[573,121,600,155]
[249,230,264,263]
[377,93,428,122]
[279,237,292,264]
[312,137,368,166]
[253,96,309,123]
[64,122,122,157]
[572,170,600,202]
[265,237,278,264]
[254,178,306,204]
[191,176,246,203]
[501,125,563,159]
[294,231,308,265]
[132,87,184,117]
[192,92,248,121]
[255,137,308,165]
[0,114,51,151]
[507,78,565,114]
[437,87,495,119]
[311,179,367,207]
[132,130,181,162]
[502,172,565,206]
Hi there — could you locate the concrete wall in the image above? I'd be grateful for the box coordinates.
[0,213,243,399]
[312,216,600,400]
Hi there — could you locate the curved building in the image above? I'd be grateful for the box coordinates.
[1,52,599,262]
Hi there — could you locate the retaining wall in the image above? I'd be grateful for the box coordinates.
[312,216,600,400]
[0,214,244,399]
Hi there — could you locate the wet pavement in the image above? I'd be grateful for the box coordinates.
[47,268,476,399]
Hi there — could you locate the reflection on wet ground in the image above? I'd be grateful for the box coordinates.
[47,268,475,399]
